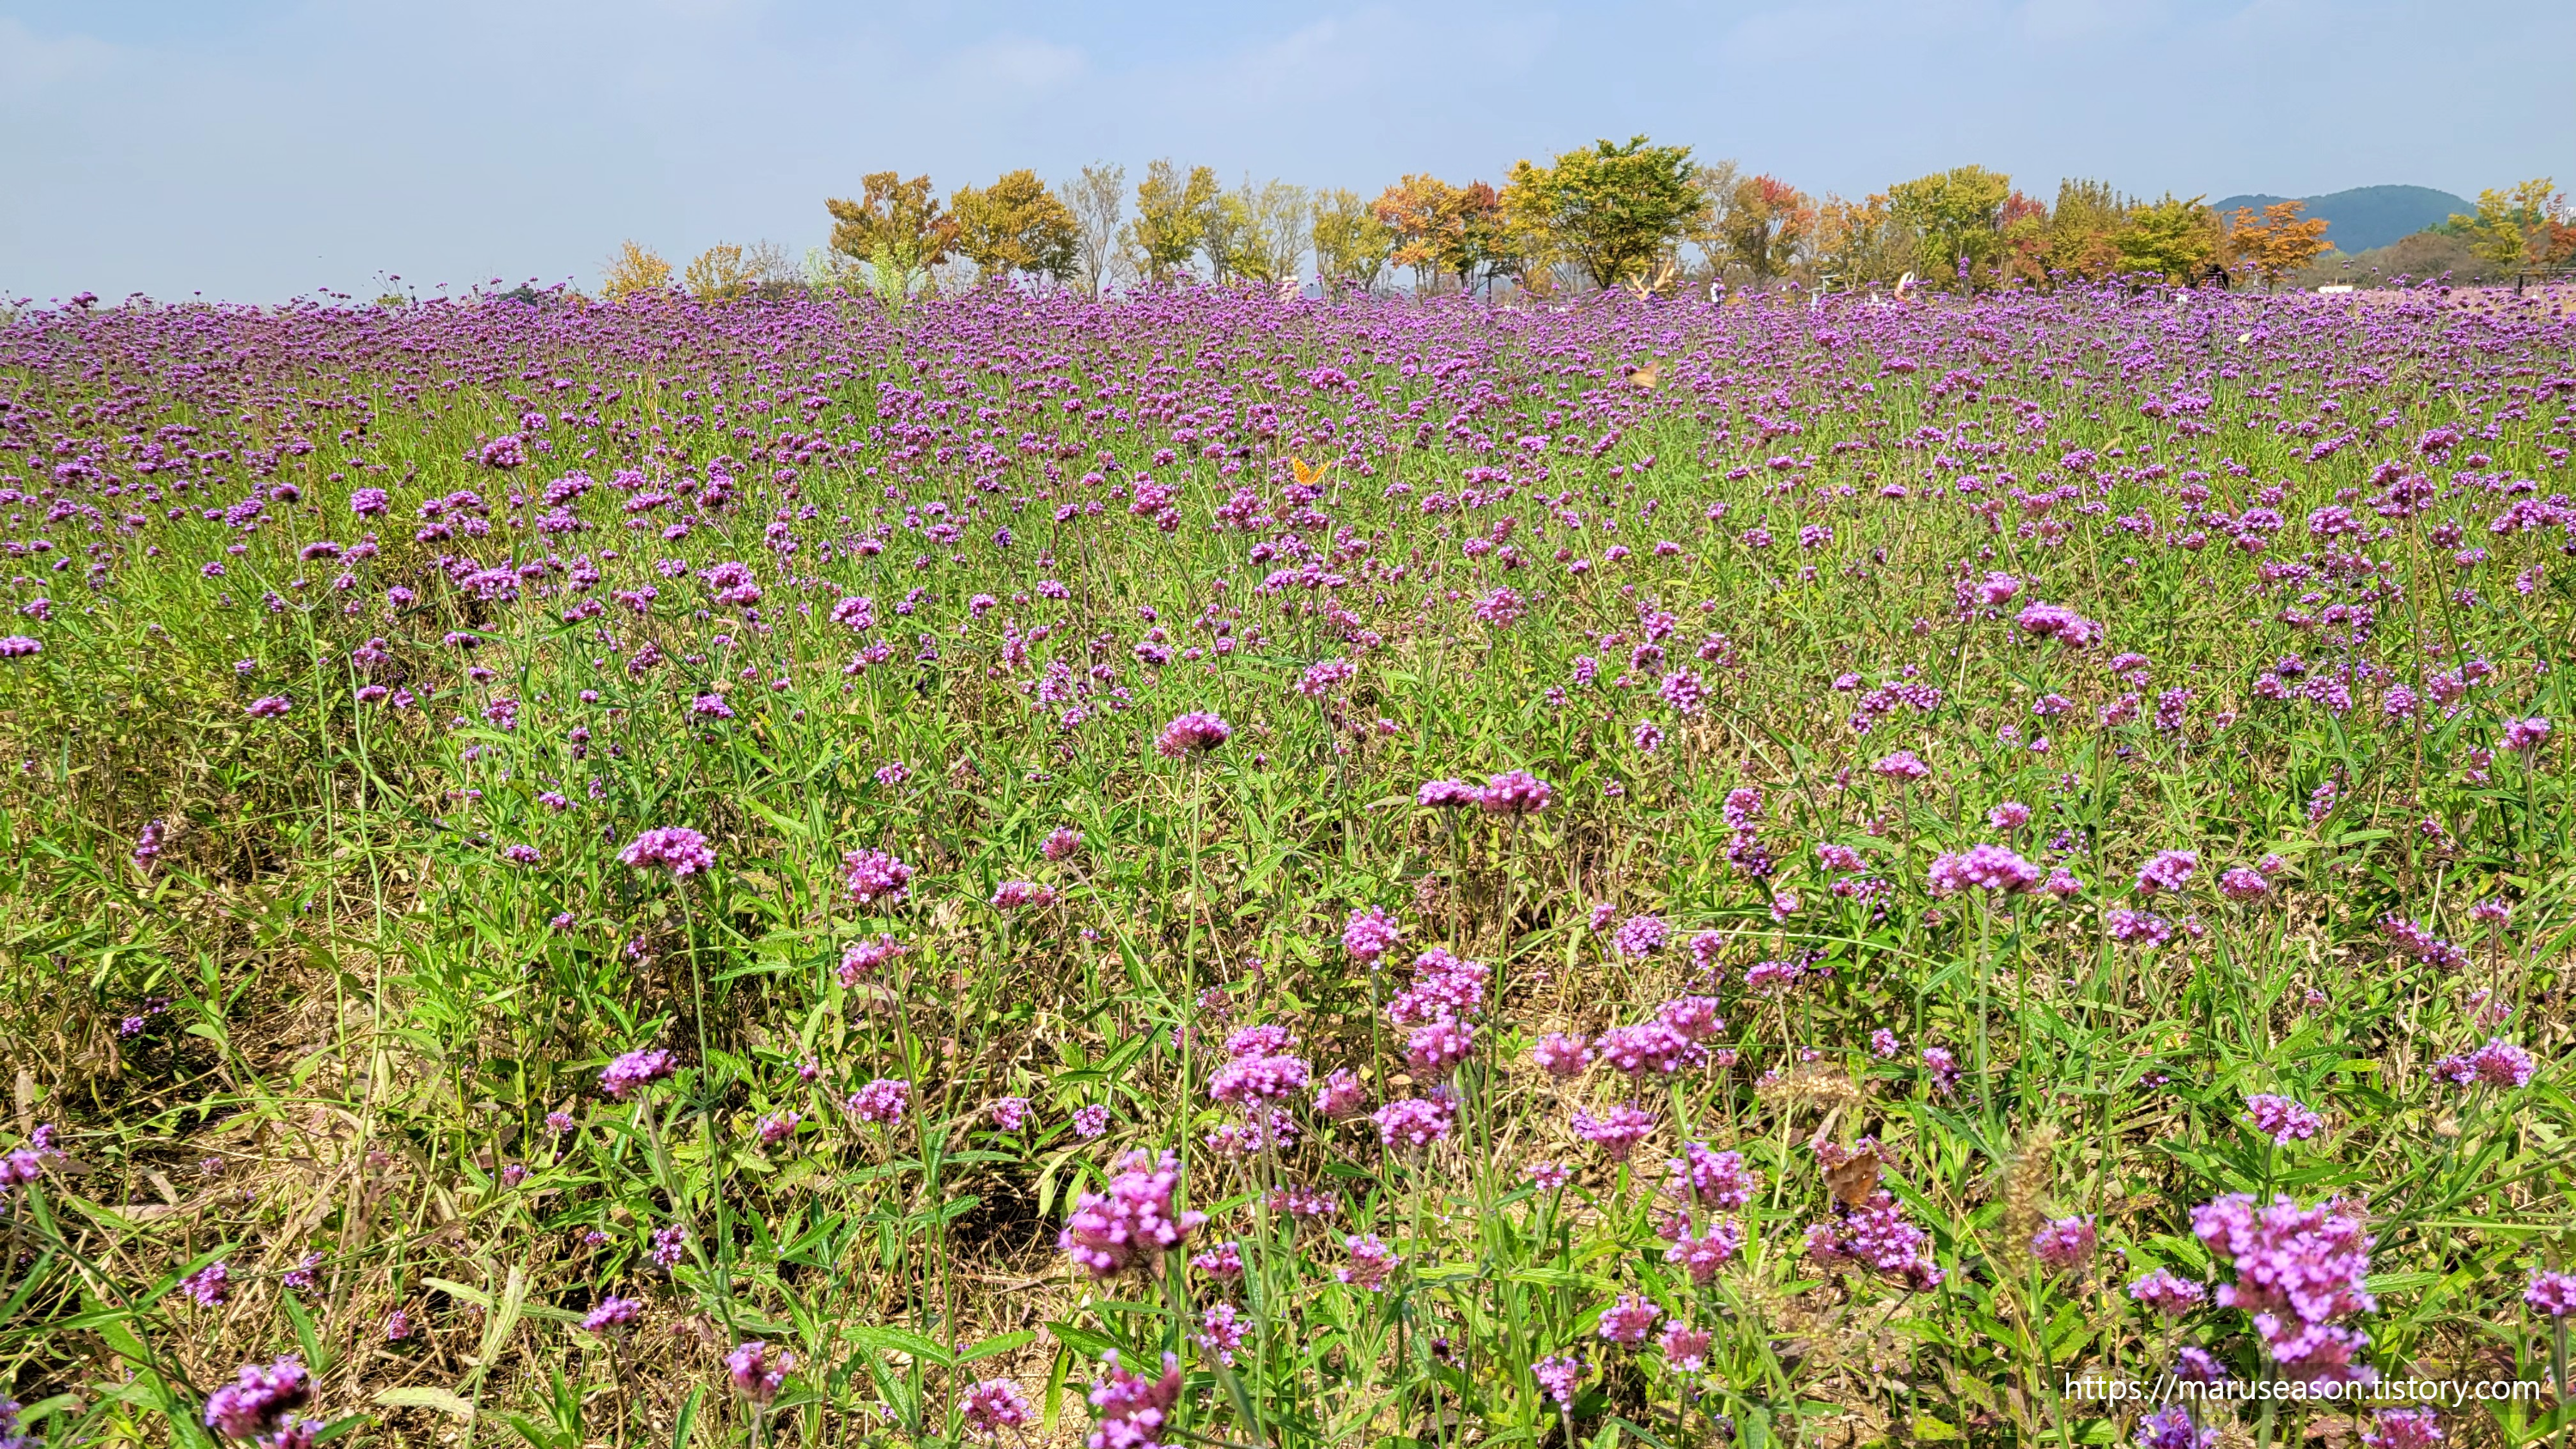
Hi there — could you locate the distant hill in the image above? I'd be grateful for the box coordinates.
[2209,186,2472,253]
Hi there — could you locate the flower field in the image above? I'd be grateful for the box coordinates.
[2,281,2574,1449]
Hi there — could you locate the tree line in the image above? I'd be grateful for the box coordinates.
[600,140,2576,303]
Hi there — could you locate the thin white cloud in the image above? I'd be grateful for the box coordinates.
[0,0,2566,301]
[940,33,1087,94]
[0,15,119,98]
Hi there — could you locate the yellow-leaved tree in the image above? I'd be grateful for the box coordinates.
[602,241,673,301]
[1372,175,1482,294]
[682,243,755,301]
[1208,179,1311,286]
[1128,161,1219,284]
[950,170,1080,287]
[2041,180,2129,282]
[2113,194,2222,283]
[2451,180,2574,272]
[1312,189,1394,298]
[1809,194,1915,289]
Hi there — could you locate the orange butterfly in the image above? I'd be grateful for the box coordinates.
[1625,361,1661,391]
[1289,456,1332,486]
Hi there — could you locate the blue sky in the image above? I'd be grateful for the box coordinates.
[2,0,2566,302]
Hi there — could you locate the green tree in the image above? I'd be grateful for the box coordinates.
[1129,160,1219,283]
[2114,194,2222,282]
[1211,179,1311,286]
[1887,164,2011,284]
[1502,136,1703,290]
[1312,188,1394,297]
[2041,180,2129,281]
[825,173,957,296]
[950,169,1080,287]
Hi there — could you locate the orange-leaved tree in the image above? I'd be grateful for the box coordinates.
[1373,175,1486,294]
[826,173,957,295]
[1996,190,2050,285]
[1718,174,1814,283]
[2227,201,2331,289]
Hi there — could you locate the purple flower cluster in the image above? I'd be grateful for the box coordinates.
[2240,1093,2324,1146]
[1664,1142,1759,1212]
[1372,1089,1459,1148]
[2526,1269,2576,1317]
[1571,1102,1656,1162]
[837,934,906,984]
[1925,843,2043,897]
[618,825,715,877]
[2030,1215,2096,1274]
[841,848,914,905]
[1595,1291,1662,1343]
[1336,1233,1402,1292]
[2133,1405,2215,1449]
[960,1379,1035,1440]
[1208,1026,1312,1105]
[2135,849,2198,895]
[581,1296,641,1332]
[1340,904,1402,962]
[725,1341,792,1405]
[599,1048,675,1099]
[1060,1149,1206,1278]
[1612,912,1669,959]
[1531,1355,1585,1405]
[2190,1192,2377,1386]
[990,880,1056,909]
[1383,947,1487,1026]
[1478,769,1552,816]
[2126,1267,2208,1317]
[2015,601,2104,648]
[204,1357,311,1440]
[846,1077,911,1124]
[1084,1350,1182,1449]
[2430,1038,2535,1089]
[1805,1192,1943,1291]
[1153,710,1231,758]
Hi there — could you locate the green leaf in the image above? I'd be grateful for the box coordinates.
[283,1293,331,1376]
[423,1276,495,1308]
[956,1330,1036,1364]
[848,1324,955,1367]
[671,1386,704,1449]
[13,1395,81,1426]
[1045,1319,1121,1361]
